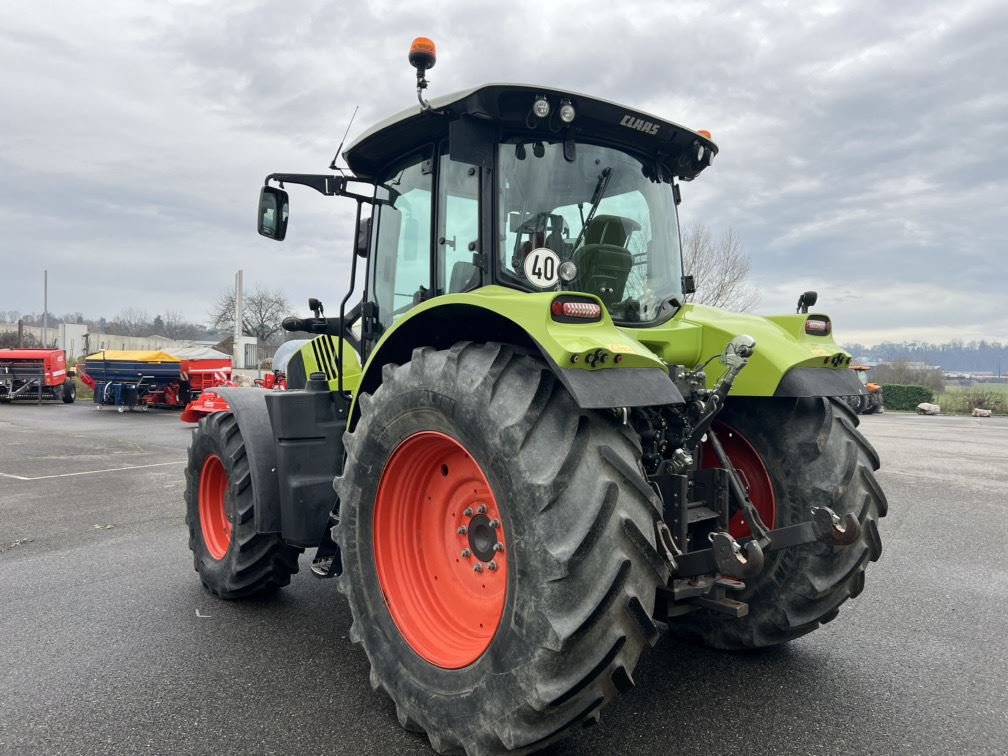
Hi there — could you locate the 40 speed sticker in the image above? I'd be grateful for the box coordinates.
[523,247,560,289]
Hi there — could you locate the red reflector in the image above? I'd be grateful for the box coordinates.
[805,318,831,335]
[557,301,601,319]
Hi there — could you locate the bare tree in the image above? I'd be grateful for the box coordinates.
[0,331,40,348]
[681,224,760,311]
[159,310,203,340]
[212,286,290,345]
[113,308,152,336]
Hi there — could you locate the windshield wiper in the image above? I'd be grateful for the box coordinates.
[569,167,612,254]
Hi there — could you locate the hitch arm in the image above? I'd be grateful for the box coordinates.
[675,532,764,580]
[761,507,860,550]
[674,506,860,579]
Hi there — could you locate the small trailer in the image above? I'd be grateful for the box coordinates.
[0,349,76,404]
[78,348,232,413]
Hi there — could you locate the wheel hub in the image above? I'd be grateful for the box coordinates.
[465,512,499,562]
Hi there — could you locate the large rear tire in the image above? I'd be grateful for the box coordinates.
[675,396,887,649]
[335,343,670,755]
[184,412,301,599]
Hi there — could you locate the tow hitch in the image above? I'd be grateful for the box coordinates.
[654,334,863,619]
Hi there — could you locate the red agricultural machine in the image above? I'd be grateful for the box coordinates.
[0,349,76,404]
[77,349,232,413]
[181,340,299,422]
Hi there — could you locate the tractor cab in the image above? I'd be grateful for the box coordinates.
[258,40,718,359]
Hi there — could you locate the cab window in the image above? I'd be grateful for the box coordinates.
[368,150,433,335]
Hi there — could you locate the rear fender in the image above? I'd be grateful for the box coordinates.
[207,388,281,535]
[207,386,347,547]
[625,303,865,398]
[352,286,683,426]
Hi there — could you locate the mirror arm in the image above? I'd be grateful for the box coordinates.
[264,173,377,204]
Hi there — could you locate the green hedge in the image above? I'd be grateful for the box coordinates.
[881,384,934,411]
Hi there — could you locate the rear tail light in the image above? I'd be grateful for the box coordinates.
[551,296,602,323]
[805,316,831,335]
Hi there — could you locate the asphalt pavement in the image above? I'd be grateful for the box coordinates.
[1,402,1006,755]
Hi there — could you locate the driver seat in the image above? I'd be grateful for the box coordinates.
[572,216,636,306]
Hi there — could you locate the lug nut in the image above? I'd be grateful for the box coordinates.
[457,526,468,535]
[489,519,500,529]
[487,560,498,571]
[461,549,471,558]
[477,504,487,515]
[463,507,473,517]
[473,564,483,573]
[493,543,504,553]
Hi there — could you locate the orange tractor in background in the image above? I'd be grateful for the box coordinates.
[847,365,883,414]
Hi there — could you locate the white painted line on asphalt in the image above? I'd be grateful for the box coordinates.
[0,460,185,481]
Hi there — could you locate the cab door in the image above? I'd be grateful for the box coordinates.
[363,149,434,350]
[435,149,481,295]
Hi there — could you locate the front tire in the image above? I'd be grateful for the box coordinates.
[184,412,301,598]
[335,343,670,755]
[675,396,887,649]
[62,381,76,403]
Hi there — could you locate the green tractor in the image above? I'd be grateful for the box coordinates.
[185,39,886,755]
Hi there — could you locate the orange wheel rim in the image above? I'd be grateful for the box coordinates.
[374,431,507,669]
[702,422,776,539]
[198,454,232,560]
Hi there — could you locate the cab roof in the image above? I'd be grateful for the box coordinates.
[343,83,718,182]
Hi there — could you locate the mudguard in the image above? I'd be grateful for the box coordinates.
[626,303,863,398]
[208,384,347,547]
[353,286,683,421]
[774,366,865,398]
[207,387,281,534]
[263,381,348,547]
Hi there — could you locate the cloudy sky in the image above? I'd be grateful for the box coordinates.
[1,0,1005,345]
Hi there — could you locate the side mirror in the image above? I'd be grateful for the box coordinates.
[682,274,696,295]
[258,186,289,241]
[356,216,372,258]
[796,290,818,314]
